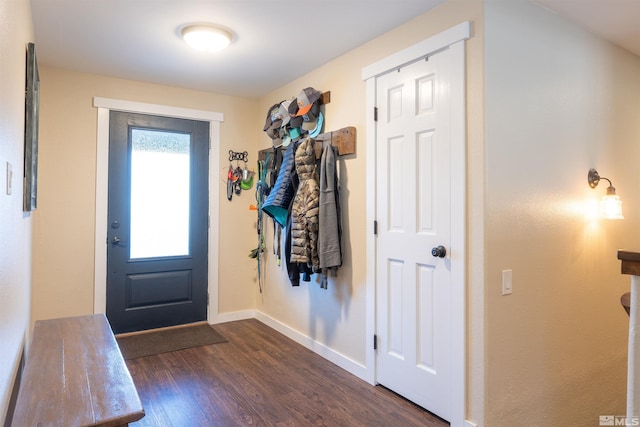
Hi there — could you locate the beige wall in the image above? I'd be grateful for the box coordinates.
[255,1,485,424]
[32,69,260,323]
[484,0,639,425]
[0,0,34,420]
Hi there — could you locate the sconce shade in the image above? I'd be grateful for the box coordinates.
[181,25,231,52]
[601,186,624,219]
[588,168,623,220]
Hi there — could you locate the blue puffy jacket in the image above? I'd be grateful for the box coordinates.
[262,141,298,227]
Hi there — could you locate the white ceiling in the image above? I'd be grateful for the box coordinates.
[30,1,640,99]
[30,0,445,98]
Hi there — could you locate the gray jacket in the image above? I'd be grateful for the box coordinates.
[318,143,342,270]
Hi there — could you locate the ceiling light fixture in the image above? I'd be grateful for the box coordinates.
[181,24,231,52]
[588,168,624,220]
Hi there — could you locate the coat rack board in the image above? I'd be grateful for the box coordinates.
[258,91,356,161]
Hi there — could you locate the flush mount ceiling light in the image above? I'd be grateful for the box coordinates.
[181,24,231,52]
[588,168,624,220]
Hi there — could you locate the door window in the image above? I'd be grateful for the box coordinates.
[130,128,191,259]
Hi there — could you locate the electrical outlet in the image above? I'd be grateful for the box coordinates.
[502,269,512,295]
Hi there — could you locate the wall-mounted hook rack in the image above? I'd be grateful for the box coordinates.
[258,126,356,161]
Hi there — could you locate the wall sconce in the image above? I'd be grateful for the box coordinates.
[588,168,624,219]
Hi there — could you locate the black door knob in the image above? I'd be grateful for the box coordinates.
[431,245,446,258]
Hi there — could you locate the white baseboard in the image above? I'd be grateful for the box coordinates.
[253,311,368,382]
[210,309,255,324]
[464,420,478,427]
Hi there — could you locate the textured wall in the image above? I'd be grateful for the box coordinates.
[484,0,639,425]
[0,0,34,420]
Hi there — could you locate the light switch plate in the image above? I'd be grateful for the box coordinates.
[502,269,512,295]
[6,162,12,195]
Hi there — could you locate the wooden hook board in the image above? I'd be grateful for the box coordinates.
[311,126,356,158]
[259,126,356,161]
[319,91,331,105]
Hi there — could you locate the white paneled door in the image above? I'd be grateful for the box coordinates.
[375,49,452,421]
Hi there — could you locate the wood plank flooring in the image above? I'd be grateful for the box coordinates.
[127,319,448,427]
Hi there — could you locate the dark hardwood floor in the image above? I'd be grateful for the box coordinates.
[127,319,448,426]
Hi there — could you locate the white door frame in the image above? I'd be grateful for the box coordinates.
[362,22,469,427]
[92,97,223,324]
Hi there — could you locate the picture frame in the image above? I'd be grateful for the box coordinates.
[23,42,40,212]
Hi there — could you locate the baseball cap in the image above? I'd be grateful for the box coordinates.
[293,87,322,117]
[308,112,324,138]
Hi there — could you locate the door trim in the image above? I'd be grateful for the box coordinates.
[362,22,469,427]
[92,97,223,324]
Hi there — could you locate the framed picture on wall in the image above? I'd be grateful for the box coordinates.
[23,42,40,212]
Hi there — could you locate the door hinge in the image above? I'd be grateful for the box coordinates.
[373,334,378,350]
[374,107,378,122]
[374,220,378,235]
[207,293,210,306]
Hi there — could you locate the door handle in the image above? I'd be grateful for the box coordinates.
[431,245,446,258]
[111,236,127,246]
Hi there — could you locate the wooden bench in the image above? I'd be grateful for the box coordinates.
[12,314,144,426]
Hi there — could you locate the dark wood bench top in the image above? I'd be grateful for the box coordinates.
[619,250,640,276]
[12,314,144,426]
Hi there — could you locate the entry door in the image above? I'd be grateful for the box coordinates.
[107,111,209,334]
[375,50,452,420]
